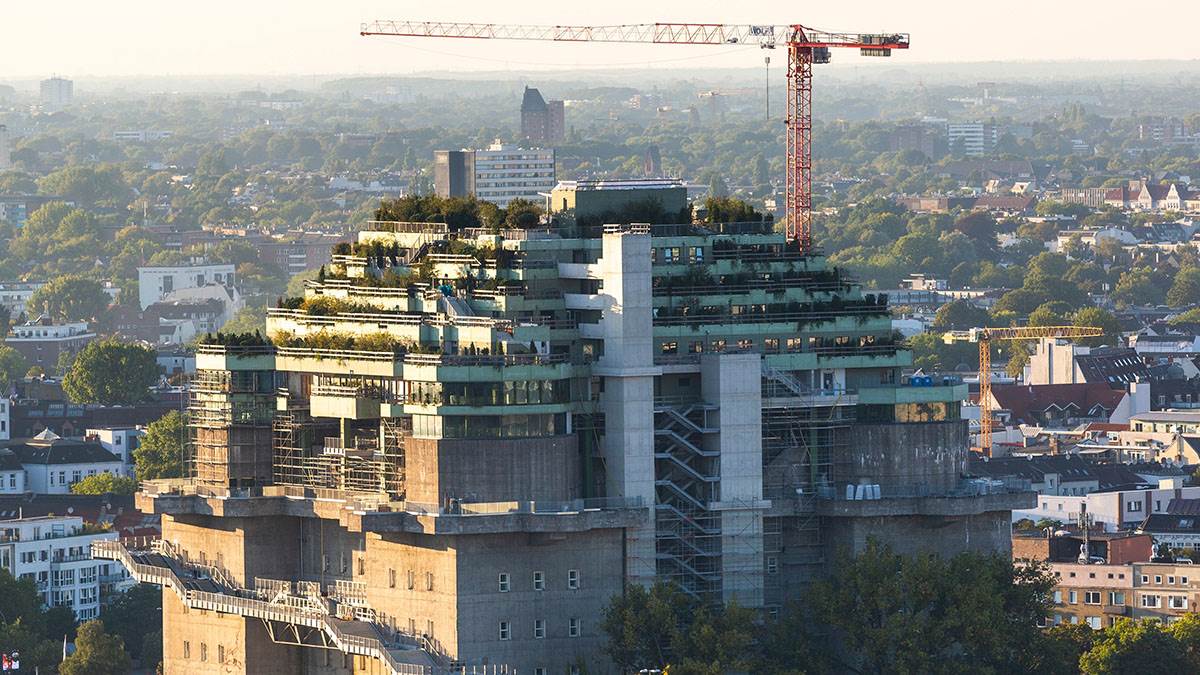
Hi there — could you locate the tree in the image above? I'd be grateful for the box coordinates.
[1079,617,1190,674]
[811,540,1054,675]
[1111,268,1160,309]
[601,582,689,670]
[59,620,131,675]
[27,276,111,321]
[37,164,131,208]
[99,584,162,664]
[1073,307,1121,348]
[1167,267,1200,307]
[63,339,159,405]
[931,300,990,332]
[133,410,184,481]
[70,472,137,495]
[0,345,29,390]
[1032,623,1095,675]
[0,569,78,672]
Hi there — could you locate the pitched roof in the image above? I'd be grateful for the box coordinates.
[521,86,547,112]
[7,437,121,465]
[1074,347,1150,389]
[1093,463,1151,490]
[1167,499,1200,517]
[1140,512,1200,534]
[990,383,1127,426]
[966,454,1097,482]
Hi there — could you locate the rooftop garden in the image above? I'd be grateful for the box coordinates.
[373,194,543,231]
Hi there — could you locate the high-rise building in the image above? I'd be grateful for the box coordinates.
[97,183,1031,673]
[434,142,555,207]
[0,124,11,171]
[947,122,998,157]
[520,86,564,145]
[39,77,73,112]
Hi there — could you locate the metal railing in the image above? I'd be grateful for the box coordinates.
[817,478,1034,501]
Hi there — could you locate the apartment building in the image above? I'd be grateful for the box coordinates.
[86,426,145,476]
[97,183,1031,673]
[0,514,122,621]
[520,86,565,146]
[4,316,96,369]
[947,122,998,157]
[434,142,556,208]
[137,263,236,310]
[1018,479,1200,531]
[39,77,73,111]
[7,429,124,493]
[1048,561,1199,628]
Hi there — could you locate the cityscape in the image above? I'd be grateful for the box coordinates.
[3,4,1200,674]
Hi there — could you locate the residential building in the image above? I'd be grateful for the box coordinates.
[0,195,74,228]
[0,123,10,171]
[4,317,96,369]
[39,77,73,111]
[969,455,1099,496]
[1130,410,1200,435]
[1013,530,1154,566]
[0,514,120,621]
[1017,480,1200,531]
[0,281,46,316]
[112,130,173,142]
[137,263,236,310]
[1137,499,1200,550]
[1027,341,1150,389]
[97,186,1030,672]
[0,449,25,494]
[947,122,998,157]
[435,142,556,208]
[520,86,565,145]
[156,349,196,377]
[85,426,144,476]
[0,399,9,442]
[1044,559,1200,629]
[6,430,124,493]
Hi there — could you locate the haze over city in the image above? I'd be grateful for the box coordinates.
[3,3,1200,674]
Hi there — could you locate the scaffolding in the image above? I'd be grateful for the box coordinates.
[272,409,408,499]
[760,367,856,601]
[653,401,722,601]
[187,370,275,488]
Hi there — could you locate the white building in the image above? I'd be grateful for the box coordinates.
[473,142,556,207]
[39,77,73,112]
[10,430,124,493]
[0,514,120,620]
[137,263,236,310]
[948,122,998,157]
[112,130,173,142]
[0,281,46,316]
[0,398,9,442]
[1015,479,1200,531]
[0,123,11,171]
[0,448,25,494]
[85,426,144,476]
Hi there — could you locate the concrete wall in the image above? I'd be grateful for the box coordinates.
[364,532,460,660]
[823,511,1014,560]
[844,421,968,492]
[163,514,301,586]
[404,434,581,505]
[453,531,623,673]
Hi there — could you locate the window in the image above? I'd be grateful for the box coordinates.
[498,573,510,592]
[218,645,225,663]
[1156,575,1163,584]
[425,572,434,591]
[407,570,415,590]
[388,568,396,588]
[1084,591,1101,605]
[1170,596,1189,610]
[1183,577,1190,585]
[357,557,364,575]
[569,618,581,637]
[340,553,348,574]
[322,555,329,572]
[764,338,779,352]
[1169,576,1176,585]
[200,643,207,662]
[1142,595,1162,608]
[660,341,678,355]
[767,556,778,575]
[536,669,547,675]
[534,619,545,639]
[1070,615,1079,624]
[183,641,190,659]
[1109,591,1125,606]
[1127,500,1142,513]
[499,621,511,641]
[1142,575,1150,584]
[1068,590,1077,604]
[568,569,579,589]
[1087,616,1102,630]
[533,571,544,591]
[1053,590,1062,604]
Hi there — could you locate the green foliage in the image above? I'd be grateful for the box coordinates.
[703,196,767,223]
[133,410,184,481]
[1112,267,1161,308]
[99,584,162,664]
[0,345,30,390]
[219,305,267,334]
[1167,267,1200,307]
[63,338,159,405]
[70,472,137,495]
[1079,618,1190,674]
[909,332,980,372]
[59,620,132,675]
[196,330,270,347]
[37,164,131,208]
[375,194,501,231]
[1073,307,1121,347]
[27,275,111,321]
[0,569,79,672]
[1171,308,1200,325]
[601,582,689,670]
[931,300,991,332]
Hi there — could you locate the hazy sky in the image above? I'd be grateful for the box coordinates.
[4,1,1199,79]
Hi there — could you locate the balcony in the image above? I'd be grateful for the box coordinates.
[311,385,383,420]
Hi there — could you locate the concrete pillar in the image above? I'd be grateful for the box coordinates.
[595,227,659,586]
[702,352,766,607]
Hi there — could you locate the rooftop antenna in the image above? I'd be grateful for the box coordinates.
[1076,503,1093,563]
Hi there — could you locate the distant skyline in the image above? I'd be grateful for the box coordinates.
[3,1,1199,79]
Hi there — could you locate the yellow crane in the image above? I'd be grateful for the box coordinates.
[943,326,1104,454]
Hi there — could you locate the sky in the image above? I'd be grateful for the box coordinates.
[3,1,1199,79]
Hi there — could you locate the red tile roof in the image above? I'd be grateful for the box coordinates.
[990,383,1127,426]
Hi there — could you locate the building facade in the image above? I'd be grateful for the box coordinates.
[434,143,556,208]
[5,317,96,370]
[137,263,236,310]
[39,77,73,111]
[520,87,564,146]
[98,185,1031,673]
[0,514,121,621]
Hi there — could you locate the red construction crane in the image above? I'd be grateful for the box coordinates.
[360,21,909,251]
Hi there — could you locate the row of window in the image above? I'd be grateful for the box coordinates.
[1057,590,1125,605]
[181,642,226,663]
[498,618,582,641]
[497,569,580,592]
[48,468,104,486]
[659,334,878,356]
[1142,573,1191,586]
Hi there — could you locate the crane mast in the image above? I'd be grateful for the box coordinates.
[361,20,909,250]
[943,326,1105,455]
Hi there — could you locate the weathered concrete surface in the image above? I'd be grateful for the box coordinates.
[822,510,1019,560]
[404,434,582,504]
[843,421,969,491]
[815,490,1036,518]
